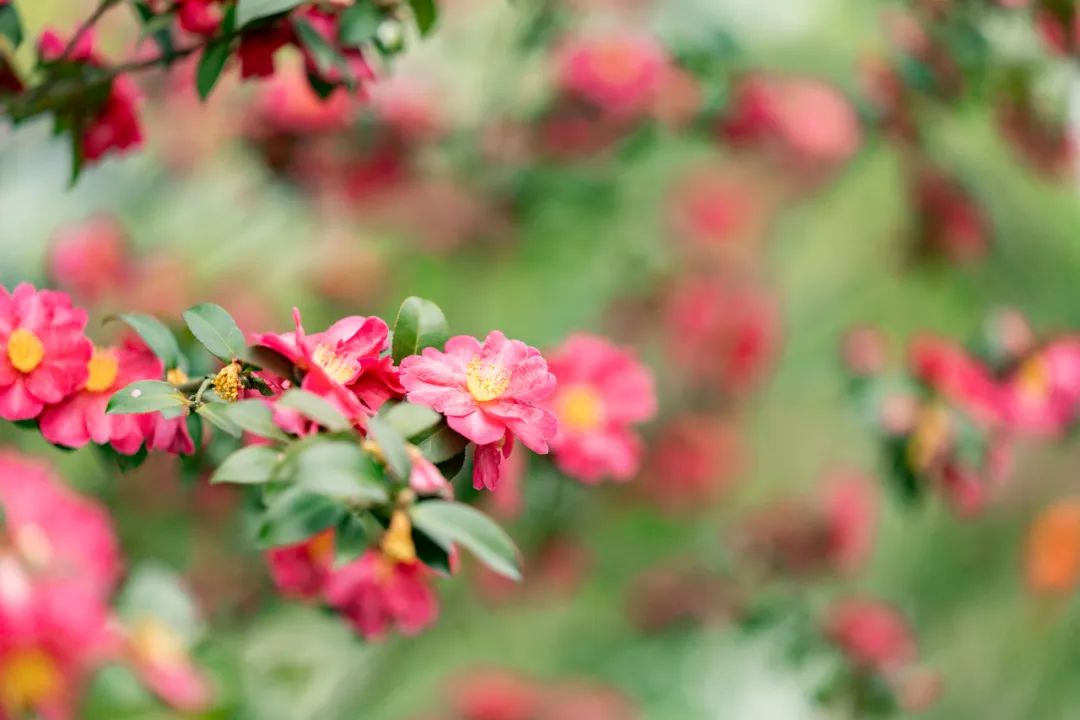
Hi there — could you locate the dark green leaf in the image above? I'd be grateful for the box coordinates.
[0,3,23,48]
[392,296,449,362]
[246,345,296,381]
[338,1,382,47]
[333,512,374,566]
[107,381,188,415]
[367,415,411,480]
[214,399,288,441]
[415,423,469,464]
[210,445,282,484]
[408,0,437,36]
[380,401,441,439]
[292,16,354,89]
[276,389,351,432]
[196,402,243,437]
[235,0,304,27]
[106,313,182,370]
[413,527,452,575]
[293,441,389,504]
[182,303,246,362]
[411,500,521,580]
[257,487,345,548]
[195,36,232,100]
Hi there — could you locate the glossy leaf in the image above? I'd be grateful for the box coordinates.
[339,1,382,47]
[106,313,182,370]
[0,3,22,49]
[367,415,411,480]
[107,381,188,415]
[392,296,449,363]
[416,423,469,464]
[411,500,522,580]
[182,303,246,362]
[215,399,289,441]
[380,401,441,439]
[196,402,243,437]
[293,441,389,504]
[210,445,282,485]
[257,487,345,548]
[408,0,437,36]
[235,0,303,27]
[196,36,232,100]
[277,389,351,432]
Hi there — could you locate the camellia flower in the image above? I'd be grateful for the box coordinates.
[543,334,656,483]
[252,308,403,420]
[912,167,990,264]
[120,614,212,712]
[323,512,439,639]
[555,33,670,118]
[1001,338,1080,437]
[266,529,336,600]
[908,334,1003,427]
[825,598,917,673]
[0,283,92,421]
[47,215,132,303]
[39,338,163,454]
[176,0,225,36]
[642,416,741,513]
[399,331,558,490]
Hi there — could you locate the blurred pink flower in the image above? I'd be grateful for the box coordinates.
[39,339,163,454]
[823,470,879,573]
[324,550,438,640]
[451,669,540,720]
[177,0,225,36]
[400,332,557,490]
[912,168,990,264]
[826,598,917,672]
[120,616,212,712]
[255,66,356,133]
[47,216,132,303]
[0,284,92,421]
[908,334,1003,426]
[642,416,742,513]
[1002,338,1080,436]
[555,33,669,118]
[544,334,655,483]
[266,529,336,600]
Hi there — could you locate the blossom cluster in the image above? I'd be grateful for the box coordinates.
[0,451,209,718]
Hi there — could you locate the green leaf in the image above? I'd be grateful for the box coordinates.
[408,0,437,36]
[235,0,304,27]
[182,303,245,362]
[333,512,374,566]
[106,313,182,370]
[415,423,469,463]
[195,35,232,100]
[0,3,23,48]
[116,563,203,642]
[367,415,411,480]
[257,487,345,548]
[196,402,243,437]
[413,528,452,575]
[293,441,389,504]
[292,16,354,88]
[214,399,288,441]
[107,381,188,415]
[210,445,281,485]
[411,500,521,580]
[277,389,351,432]
[392,296,449,362]
[380,401,441,439]
[131,1,176,63]
[338,1,382,47]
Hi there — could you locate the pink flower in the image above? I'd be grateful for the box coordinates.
[912,167,990,264]
[451,669,541,720]
[39,339,163,454]
[642,416,742,513]
[823,471,879,573]
[825,598,917,672]
[0,284,92,421]
[556,33,669,118]
[177,0,224,36]
[908,334,1003,426]
[407,446,450,495]
[120,617,212,712]
[324,550,438,640]
[47,215,132,303]
[143,413,195,456]
[252,308,403,420]
[399,331,557,490]
[255,66,356,134]
[1002,338,1080,436]
[543,334,655,483]
[265,529,335,600]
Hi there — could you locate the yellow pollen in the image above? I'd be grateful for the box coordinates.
[557,384,605,432]
[381,510,417,564]
[213,362,242,403]
[6,329,44,374]
[466,357,510,402]
[312,344,356,384]
[85,349,119,393]
[1017,356,1050,400]
[0,649,61,714]
[906,403,951,472]
[130,618,187,667]
[307,529,335,566]
[166,367,189,386]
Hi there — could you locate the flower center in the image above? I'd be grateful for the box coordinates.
[557,384,605,432]
[381,510,417,565]
[312,344,357,385]
[591,41,641,86]
[1017,356,1050,400]
[6,329,44,374]
[0,649,60,714]
[166,367,189,385]
[307,529,336,566]
[85,349,119,393]
[130,618,187,667]
[466,357,510,402]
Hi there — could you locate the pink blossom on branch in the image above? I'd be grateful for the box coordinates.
[400,331,558,490]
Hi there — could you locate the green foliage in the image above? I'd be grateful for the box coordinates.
[277,389,351,432]
[107,380,188,415]
[183,303,247,362]
[235,0,304,28]
[107,312,183,371]
[392,296,449,363]
[411,500,522,581]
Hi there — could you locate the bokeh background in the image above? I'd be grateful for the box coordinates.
[4,0,1080,717]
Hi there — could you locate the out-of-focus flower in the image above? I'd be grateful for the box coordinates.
[664,278,780,396]
[627,565,740,633]
[720,75,861,170]
[255,65,356,134]
[652,66,703,128]
[120,616,212,712]
[266,529,336,600]
[1002,338,1080,437]
[555,33,669,118]
[841,326,889,378]
[475,535,590,605]
[543,334,655,483]
[0,283,92,421]
[1026,499,1080,594]
[47,216,132,303]
[911,167,990,264]
[400,332,557,490]
[177,0,225,36]
[39,338,163,454]
[825,598,917,673]
[908,334,1002,426]
[450,669,541,720]
[641,415,741,513]
[667,165,770,265]
[324,547,439,640]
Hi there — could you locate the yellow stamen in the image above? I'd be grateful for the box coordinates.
[6,329,44,374]
[213,362,242,403]
[312,344,356,384]
[0,649,60,714]
[557,384,605,432]
[1017,356,1050,400]
[466,357,510,402]
[85,348,119,393]
[906,403,951,472]
[130,617,187,667]
[166,367,189,386]
[307,529,335,566]
[381,510,417,564]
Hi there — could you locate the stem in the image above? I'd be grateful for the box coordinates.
[59,0,121,63]
[193,378,214,406]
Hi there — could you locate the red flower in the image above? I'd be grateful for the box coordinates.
[324,550,439,640]
[826,598,917,672]
[265,529,335,600]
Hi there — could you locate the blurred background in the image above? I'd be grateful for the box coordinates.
[3,0,1080,717]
